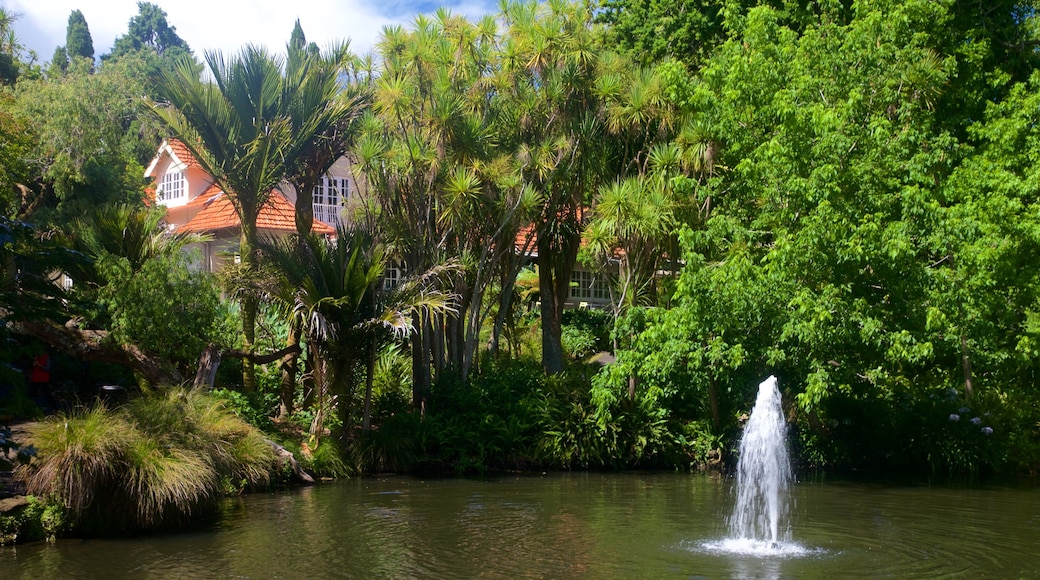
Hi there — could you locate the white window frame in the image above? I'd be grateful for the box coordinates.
[313,175,350,227]
[570,270,608,301]
[158,170,187,204]
[314,176,350,206]
[384,261,403,291]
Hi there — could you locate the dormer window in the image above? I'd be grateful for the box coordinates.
[159,171,187,204]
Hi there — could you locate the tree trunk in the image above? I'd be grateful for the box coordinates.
[302,338,318,411]
[266,438,315,484]
[240,222,258,392]
[12,319,182,386]
[960,332,974,401]
[411,315,430,413]
[536,208,582,375]
[193,343,222,389]
[362,339,376,432]
[539,281,565,374]
[294,180,315,235]
[277,325,301,419]
[307,355,329,448]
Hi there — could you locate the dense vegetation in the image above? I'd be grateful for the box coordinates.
[3,0,1040,538]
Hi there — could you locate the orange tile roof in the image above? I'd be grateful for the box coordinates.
[187,183,224,207]
[168,139,202,169]
[179,189,336,236]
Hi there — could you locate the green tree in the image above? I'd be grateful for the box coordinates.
[13,54,159,223]
[65,10,94,62]
[272,29,368,417]
[356,7,542,403]
[259,227,454,445]
[69,204,223,373]
[0,90,31,216]
[151,46,293,391]
[108,2,192,58]
[48,46,67,76]
[497,0,619,374]
[0,7,24,84]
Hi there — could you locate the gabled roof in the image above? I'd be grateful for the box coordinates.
[144,138,202,177]
[179,189,336,236]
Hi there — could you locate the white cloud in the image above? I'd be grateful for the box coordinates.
[4,0,499,63]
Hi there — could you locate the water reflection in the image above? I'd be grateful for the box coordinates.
[1,473,1037,579]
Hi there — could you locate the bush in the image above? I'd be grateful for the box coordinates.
[0,496,69,545]
[561,308,612,360]
[17,388,279,532]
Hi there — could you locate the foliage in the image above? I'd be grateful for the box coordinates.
[419,360,544,473]
[61,203,225,371]
[595,0,1040,475]
[0,495,69,545]
[13,54,159,222]
[560,308,612,360]
[211,388,279,434]
[17,389,279,531]
[64,10,94,62]
[107,2,193,60]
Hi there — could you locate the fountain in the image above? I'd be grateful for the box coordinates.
[702,375,809,558]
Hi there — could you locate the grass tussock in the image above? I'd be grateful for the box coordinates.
[18,388,278,531]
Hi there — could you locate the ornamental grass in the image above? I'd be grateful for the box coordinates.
[18,387,277,532]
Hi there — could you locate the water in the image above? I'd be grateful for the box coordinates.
[1,472,1038,578]
[708,375,798,557]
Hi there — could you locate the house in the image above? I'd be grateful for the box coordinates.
[515,221,613,310]
[145,139,360,272]
[145,138,611,304]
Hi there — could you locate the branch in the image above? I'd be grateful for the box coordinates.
[9,318,182,386]
[222,343,302,365]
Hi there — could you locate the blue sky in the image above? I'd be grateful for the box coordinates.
[4,0,498,62]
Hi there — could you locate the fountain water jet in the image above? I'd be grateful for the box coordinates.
[730,375,791,545]
[701,375,811,558]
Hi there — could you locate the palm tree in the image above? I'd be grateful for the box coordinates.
[357,8,538,402]
[258,225,455,446]
[151,45,322,391]
[283,39,369,236]
[498,0,612,374]
[272,37,370,418]
[69,203,207,285]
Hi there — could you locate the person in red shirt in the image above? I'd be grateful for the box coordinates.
[29,352,54,410]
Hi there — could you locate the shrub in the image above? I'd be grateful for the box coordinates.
[561,308,612,360]
[0,496,69,545]
[17,388,279,532]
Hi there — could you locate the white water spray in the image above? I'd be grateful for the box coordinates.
[730,375,792,545]
[699,375,809,557]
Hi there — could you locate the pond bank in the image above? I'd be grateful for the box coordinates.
[1,421,36,499]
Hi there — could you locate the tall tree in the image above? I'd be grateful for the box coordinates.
[273,26,368,417]
[152,47,294,391]
[357,7,542,403]
[498,0,619,374]
[0,7,24,84]
[13,53,158,222]
[259,226,454,444]
[108,2,192,59]
[65,10,94,62]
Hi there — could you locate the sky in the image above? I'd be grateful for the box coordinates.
[4,0,498,62]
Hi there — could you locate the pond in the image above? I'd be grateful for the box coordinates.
[1,472,1038,578]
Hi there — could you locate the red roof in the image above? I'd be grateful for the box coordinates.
[179,189,336,236]
[168,139,202,169]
